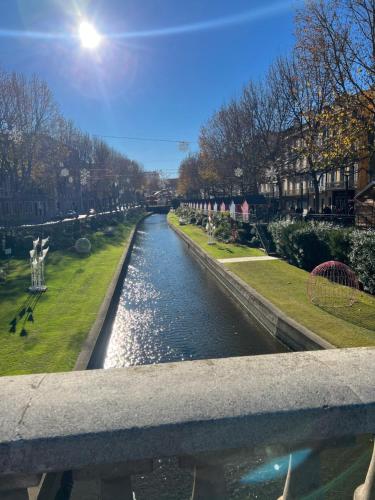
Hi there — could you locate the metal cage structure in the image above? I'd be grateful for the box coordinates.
[307,260,359,308]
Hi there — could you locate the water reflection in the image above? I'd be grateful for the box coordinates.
[100,215,371,499]
[104,214,284,369]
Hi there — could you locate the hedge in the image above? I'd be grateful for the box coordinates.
[268,220,375,293]
[0,208,143,259]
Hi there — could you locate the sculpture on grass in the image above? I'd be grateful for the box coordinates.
[206,216,216,245]
[307,261,359,308]
[75,237,92,254]
[29,237,49,293]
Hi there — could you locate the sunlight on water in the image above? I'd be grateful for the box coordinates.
[103,214,284,369]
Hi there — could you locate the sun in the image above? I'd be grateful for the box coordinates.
[79,21,101,49]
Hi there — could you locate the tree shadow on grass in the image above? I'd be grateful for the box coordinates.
[216,246,235,254]
[319,296,375,332]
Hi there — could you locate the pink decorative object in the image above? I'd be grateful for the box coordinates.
[307,261,359,308]
[241,201,249,222]
[220,202,226,212]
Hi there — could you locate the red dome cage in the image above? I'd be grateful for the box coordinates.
[307,261,359,308]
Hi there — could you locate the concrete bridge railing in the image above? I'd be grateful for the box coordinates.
[0,348,374,499]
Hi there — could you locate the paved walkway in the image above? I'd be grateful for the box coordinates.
[217,256,278,263]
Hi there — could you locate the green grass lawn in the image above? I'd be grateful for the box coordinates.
[226,260,375,348]
[168,212,264,259]
[0,216,143,376]
[169,212,374,348]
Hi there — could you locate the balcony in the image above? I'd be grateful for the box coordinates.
[325,179,356,190]
[0,348,374,499]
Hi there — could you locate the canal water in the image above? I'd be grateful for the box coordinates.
[88,214,370,500]
[103,213,284,370]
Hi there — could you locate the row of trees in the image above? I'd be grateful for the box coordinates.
[0,69,145,219]
[178,0,374,212]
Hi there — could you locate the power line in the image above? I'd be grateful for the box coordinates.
[93,133,197,145]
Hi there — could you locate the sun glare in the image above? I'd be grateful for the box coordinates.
[79,21,101,49]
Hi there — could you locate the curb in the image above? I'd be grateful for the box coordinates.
[169,220,334,352]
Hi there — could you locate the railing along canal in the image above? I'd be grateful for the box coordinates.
[0,348,374,499]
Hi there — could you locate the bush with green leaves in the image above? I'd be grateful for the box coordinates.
[214,219,232,243]
[249,235,261,247]
[269,221,331,271]
[268,220,375,292]
[195,214,203,226]
[0,207,144,259]
[349,230,375,294]
[326,227,353,264]
[268,220,293,256]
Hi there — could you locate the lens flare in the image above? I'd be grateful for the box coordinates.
[0,1,298,42]
[79,21,101,49]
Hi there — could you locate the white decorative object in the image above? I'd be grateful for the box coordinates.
[206,216,215,245]
[75,238,91,254]
[213,202,218,213]
[29,238,49,293]
[178,141,189,152]
[80,168,90,186]
[230,201,236,220]
[234,168,243,178]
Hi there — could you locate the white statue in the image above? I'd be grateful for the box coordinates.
[206,216,216,245]
[29,237,49,292]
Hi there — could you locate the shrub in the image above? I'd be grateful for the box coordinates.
[349,230,375,293]
[249,235,261,247]
[268,221,331,270]
[268,220,293,256]
[195,214,203,226]
[290,225,331,270]
[214,219,232,242]
[326,228,353,264]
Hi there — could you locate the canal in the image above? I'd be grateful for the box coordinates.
[88,214,368,500]
[103,213,284,370]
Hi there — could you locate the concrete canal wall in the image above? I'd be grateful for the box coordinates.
[169,222,334,352]
[75,213,150,371]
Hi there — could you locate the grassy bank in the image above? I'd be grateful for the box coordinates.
[168,212,263,259]
[228,260,375,348]
[0,213,144,376]
[169,212,375,348]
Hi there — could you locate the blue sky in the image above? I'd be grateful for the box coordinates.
[0,0,299,176]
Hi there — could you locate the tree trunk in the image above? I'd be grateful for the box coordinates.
[277,178,284,211]
[312,174,320,213]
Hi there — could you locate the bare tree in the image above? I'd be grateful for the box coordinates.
[276,51,335,212]
[244,67,294,206]
[297,0,375,118]
[0,68,144,222]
